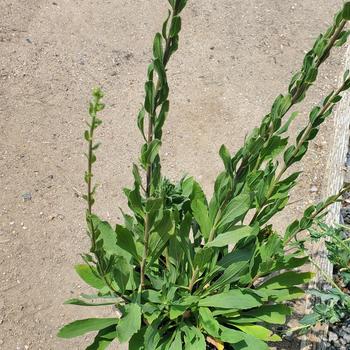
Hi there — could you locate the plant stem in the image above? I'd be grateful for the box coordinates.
[87,113,97,251]
[139,23,173,292]
[309,254,344,295]
[188,267,199,292]
[233,20,347,196]
[189,209,222,292]
[140,214,150,289]
[251,80,347,224]
[290,20,346,106]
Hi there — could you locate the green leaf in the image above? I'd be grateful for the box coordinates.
[199,307,220,337]
[191,199,211,239]
[335,30,350,47]
[170,16,181,37]
[168,0,176,10]
[300,312,321,326]
[217,193,251,230]
[193,248,213,271]
[276,111,298,135]
[115,225,140,261]
[233,324,281,342]
[342,2,350,20]
[58,318,118,339]
[153,59,167,88]
[175,0,187,14]
[129,327,147,350]
[284,220,300,242]
[207,246,254,291]
[259,271,313,289]
[240,304,291,325]
[169,304,187,320]
[132,164,142,186]
[64,298,117,307]
[162,10,172,39]
[142,139,162,165]
[219,326,269,350]
[145,81,155,114]
[182,324,206,350]
[261,135,288,161]
[116,303,142,343]
[74,264,106,290]
[112,256,131,293]
[153,33,164,60]
[219,144,232,175]
[169,330,182,350]
[146,197,163,213]
[86,326,117,350]
[84,130,90,141]
[123,186,144,218]
[206,225,258,248]
[199,290,261,310]
[256,287,305,302]
[144,320,162,350]
[137,107,146,141]
[155,101,170,139]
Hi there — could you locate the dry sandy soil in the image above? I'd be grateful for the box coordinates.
[0,0,347,349]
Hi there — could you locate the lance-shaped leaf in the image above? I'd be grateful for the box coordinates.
[116,303,142,343]
[58,318,118,339]
[206,225,258,248]
[217,193,251,230]
[219,326,269,350]
[182,324,206,350]
[199,289,262,310]
[154,100,169,139]
[86,326,117,350]
[233,324,281,342]
[170,16,181,37]
[115,225,140,262]
[74,264,106,290]
[141,139,162,166]
[238,304,292,325]
[191,199,211,239]
[112,256,131,293]
[64,298,117,307]
[153,33,163,60]
[199,307,220,337]
[258,271,313,290]
[144,81,155,114]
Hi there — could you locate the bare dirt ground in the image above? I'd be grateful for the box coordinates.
[0,0,346,349]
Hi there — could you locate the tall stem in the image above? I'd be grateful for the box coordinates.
[139,32,173,291]
[251,80,347,224]
[87,107,97,251]
[232,20,347,194]
[309,255,344,295]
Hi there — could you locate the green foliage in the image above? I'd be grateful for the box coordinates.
[298,223,350,329]
[59,1,350,349]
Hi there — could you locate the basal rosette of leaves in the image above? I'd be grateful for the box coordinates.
[58,1,350,349]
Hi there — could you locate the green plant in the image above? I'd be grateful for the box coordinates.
[297,223,350,329]
[58,1,350,349]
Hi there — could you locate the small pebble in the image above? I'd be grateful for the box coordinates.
[310,185,318,193]
[329,331,338,342]
[22,192,32,201]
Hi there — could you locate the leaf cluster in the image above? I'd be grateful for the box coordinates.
[299,223,350,328]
